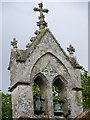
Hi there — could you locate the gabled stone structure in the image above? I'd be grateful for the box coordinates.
[8,3,83,119]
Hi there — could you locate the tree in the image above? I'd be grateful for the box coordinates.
[81,67,90,110]
[0,92,2,119]
[1,93,12,119]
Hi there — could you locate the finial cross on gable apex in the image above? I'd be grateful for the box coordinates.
[33,2,49,30]
[67,44,75,55]
[34,3,48,17]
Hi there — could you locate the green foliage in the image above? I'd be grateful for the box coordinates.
[81,67,90,110]
[33,83,41,95]
[33,83,60,100]
[0,92,2,119]
[1,93,12,119]
[52,85,60,100]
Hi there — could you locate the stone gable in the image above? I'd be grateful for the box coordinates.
[8,3,83,119]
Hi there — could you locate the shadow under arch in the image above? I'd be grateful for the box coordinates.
[53,75,68,88]
[32,72,49,115]
[32,72,49,87]
[52,75,68,116]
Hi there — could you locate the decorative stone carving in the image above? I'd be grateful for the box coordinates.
[33,2,49,30]
[67,45,82,69]
[26,43,32,48]
[34,30,40,35]
[30,37,36,42]
[16,50,21,61]
[11,38,18,48]
[42,61,57,76]
[67,44,75,55]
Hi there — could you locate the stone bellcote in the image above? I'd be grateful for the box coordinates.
[8,3,83,119]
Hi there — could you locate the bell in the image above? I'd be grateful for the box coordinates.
[54,101,64,116]
[34,95,44,114]
[34,95,41,111]
[54,102,62,111]
[35,98,41,110]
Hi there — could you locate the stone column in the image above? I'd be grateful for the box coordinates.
[46,83,54,118]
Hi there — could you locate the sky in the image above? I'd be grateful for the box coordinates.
[0,3,2,92]
[1,1,88,93]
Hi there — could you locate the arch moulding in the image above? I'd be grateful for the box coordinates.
[30,52,70,85]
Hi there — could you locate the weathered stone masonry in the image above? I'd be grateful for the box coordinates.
[8,3,83,119]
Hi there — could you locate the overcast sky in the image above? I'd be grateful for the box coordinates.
[1,1,88,93]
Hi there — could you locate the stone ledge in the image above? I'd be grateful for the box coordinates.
[72,87,84,91]
[8,81,30,92]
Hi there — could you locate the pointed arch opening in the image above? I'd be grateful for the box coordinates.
[52,76,68,116]
[32,73,48,115]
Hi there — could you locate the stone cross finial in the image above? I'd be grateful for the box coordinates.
[67,44,75,55]
[11,38,18,48]
[33,2,49,30]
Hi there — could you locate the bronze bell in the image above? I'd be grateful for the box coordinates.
[53,99,64,116]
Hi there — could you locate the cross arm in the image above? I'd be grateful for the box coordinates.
[42,9,49,13]
[33,7,40,12]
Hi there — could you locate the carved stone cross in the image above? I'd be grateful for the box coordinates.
[67,44,75,55]
[33,2,49,30]
[11,38,18,48]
